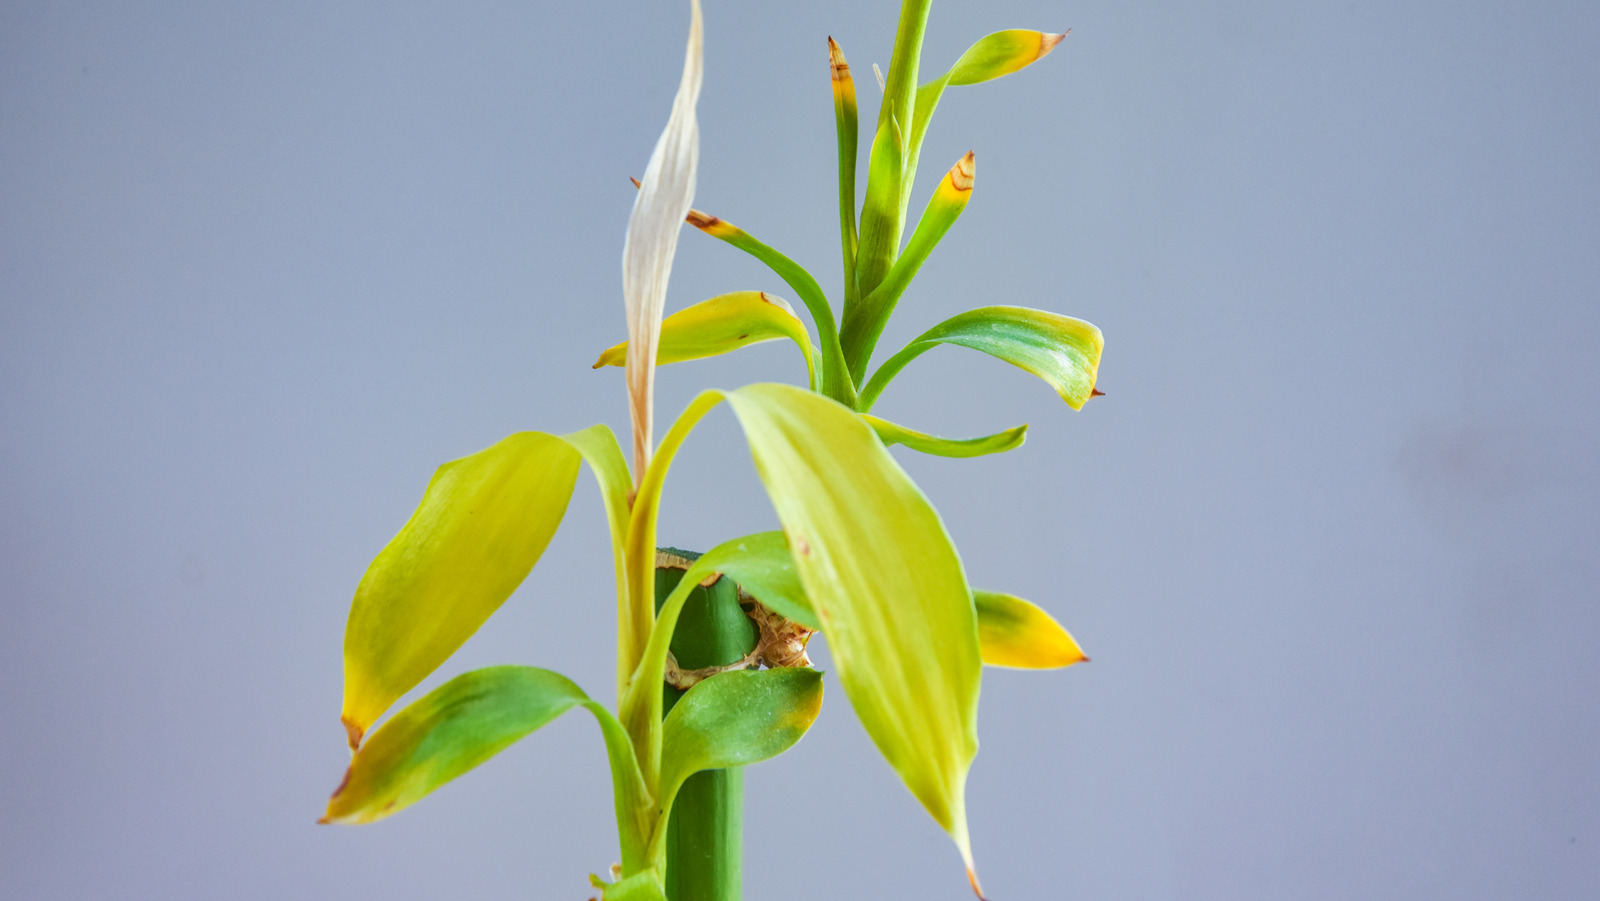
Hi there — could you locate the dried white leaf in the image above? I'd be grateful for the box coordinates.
[622,0,703,483]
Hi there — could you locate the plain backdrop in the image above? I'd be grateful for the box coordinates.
[3,1,1597,899]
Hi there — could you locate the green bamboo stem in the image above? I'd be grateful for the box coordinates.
[655,551,759,901]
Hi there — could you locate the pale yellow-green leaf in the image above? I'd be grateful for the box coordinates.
[627,384,983,867]
[722,383,982,869]
[973,590,1087,669]
[340,432,580,746]
[594,291,814,388]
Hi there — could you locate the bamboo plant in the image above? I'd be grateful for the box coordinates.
[319,2,1102,899]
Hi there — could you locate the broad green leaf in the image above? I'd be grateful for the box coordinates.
[862,413,1028,459]
[973,590,1087,669]
[594,291,815,389]
[860,306,1103,413]
[846,152,976,367]
[947,30,1066,86]
[323,667,650,865]
[657,668,824,816]
[619,530,816,771]
[341,432,581,746]
[621,383,983,870]
[695,531,818,630]
[622,0,702,479]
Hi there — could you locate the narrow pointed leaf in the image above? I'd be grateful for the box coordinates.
[676,205,856,407]
[852,1,932,307]
[594,291,815,388]
[323,667,649,855]
[622,0,702,479]
[863,413,1027,458]
[947,29,1066,86]
[829,36,861,307]
[657,668,824,814]
[973,590,1087,669]
[909,30,1066,186]
[340,432,581,746]
[847,152,976,366]
[861,306,1103,412]
[556,425,642,694]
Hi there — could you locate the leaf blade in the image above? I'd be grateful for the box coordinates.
[622,0,703,479]
[861,305,1103,412]
[656,668,824,814]
[974,590,1087,669]
[947,29,1066,86]
[862,413,1028,458]
[340,432,581,744]
[595,291,815,388]
[323,666,647,835]
[720,383,982,867]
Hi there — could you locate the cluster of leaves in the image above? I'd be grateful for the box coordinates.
[320,2,1102,898]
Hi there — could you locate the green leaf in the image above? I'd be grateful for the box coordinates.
[620,383,983,870]
[973,590,1087,669]
[594,290,815,390]
[619,531,816,769]
[555,425,640,693]
[657,668,824,817]
[860,305,1104,413]
[696,531,819,630]
[323,667,649,857]
[844,152,977,375]
[678,208,856,407]
[829,37,861,309]
[947,29,1066,86]
[907,30,1066,205]
[340,432,581,746]
[862,413,1028,458]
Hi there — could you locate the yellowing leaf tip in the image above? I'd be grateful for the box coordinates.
[341,714,364,751]
[949,151,976,192]
[967,865,988,901]
[827,36,850,80]
[1040,30,1069,59]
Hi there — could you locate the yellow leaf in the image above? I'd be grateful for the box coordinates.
[594,291,815,388]
[339,432,580,747]
[973,590,1087,668]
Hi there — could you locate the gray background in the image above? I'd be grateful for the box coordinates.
[3,1,1596,898]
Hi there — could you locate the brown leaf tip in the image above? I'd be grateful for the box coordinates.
[949,151,976,192]
[628,176,642,189]
[1091,387,1105,397]
[341,714,364,751]
[827,36,850,80]
[685,209,722,231]
[967,866,988,901]
[1039,31,1068,59]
